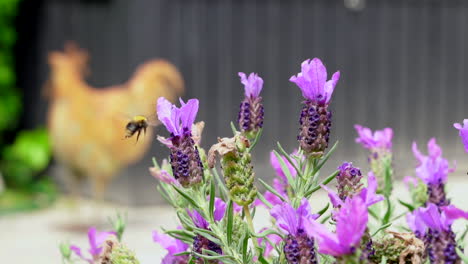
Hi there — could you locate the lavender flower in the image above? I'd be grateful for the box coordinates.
[187,198,229,263]
[354,125,393,152]
[412,138,455,206]
[270,198,319,264]
[454,119,468,153]
[354,125,393,196]
[237,72,264,135]
[321,171,384,209]
[290,58,340,156]
[70,227,116,264]
[406,203,468,264]
[335,162,363,202]
[153,230,189,264]
[304,196,368,258]
[157,97,204,187]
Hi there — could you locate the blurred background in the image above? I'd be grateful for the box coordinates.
[2,0,468,262]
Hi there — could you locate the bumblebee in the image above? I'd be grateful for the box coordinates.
[124,115,149,143]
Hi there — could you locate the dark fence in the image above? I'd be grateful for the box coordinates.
[17,0,468,204]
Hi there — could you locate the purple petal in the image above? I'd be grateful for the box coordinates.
[187,210,209,229]
[157,97,179,135]
[303,217,347,256]
[320,184,343,208]
[323,71,340,104]
[335,197,368,251]
[307,58,327,97]
[70,245,93,264]
[153,230,188,254]
[269,151,297,183]
[270,202,298,235]
[87,227,115,257]
[179,99,199,130]
[441,205,468,224]
[360,172,384,207]
[354,124,393,151]
[239,72,264,98]
[454,119,468,153]
[257,228,282,257]
[213,198,227,222]
[405,212,427,235]
[417,203,446,231]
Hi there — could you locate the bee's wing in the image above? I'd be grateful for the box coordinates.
[146,114,160,127]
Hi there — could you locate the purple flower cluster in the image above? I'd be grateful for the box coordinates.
[270,198,319,264]
[157,97,204,187]
[407,204,468,263]
[291,58,340,156]
[354,125,393,152]
[237,72,264,135]
[412,138,455,206]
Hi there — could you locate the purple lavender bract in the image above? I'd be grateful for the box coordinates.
[153,229,189,264]
[454,119,468,153]
[412,138,455,206]
[237,72,264,135]
[157,97,204,187]
[270,198,319,264]
[406,204,468,264]
[290,58,340,156]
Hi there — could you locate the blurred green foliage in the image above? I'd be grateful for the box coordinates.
[0,0,57,213]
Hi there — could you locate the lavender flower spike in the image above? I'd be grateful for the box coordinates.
[291,58,340,156]
[157,97,204,187]
[304,196,368,258]
[238,72,264,135]
[407,203,468,264]
[270,198,319,264]
[454,119,468,153]
[153,230,189,264]
[187,198,226,263]
[412,138,455,206]
[354,125,393,152]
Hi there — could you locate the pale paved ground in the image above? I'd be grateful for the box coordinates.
[1,177,467,264]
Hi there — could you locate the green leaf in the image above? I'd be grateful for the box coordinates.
[212,168,228,200]
[383,157,393,197]
[382,198,393,225]
[458,225,468,244]
[277,142,303,178]
[173,185,199,209]
[242,231,249,264]
[317,203,330,216]
[173,251,191,256]
[320,213,332,224]
[209,180,216,221]
[304,170,339,197]
[247,128,263,152]
[273,150,296,190]
[230,121,237,135]
[456,248,468,263]
[193,228,222,245]
[398,199,415,212]
[258,178,286,202]
[380,256,387,264]
[371,223,392,237]
[256,192,273,209]
[226,200,234,245]
[313,141,339,175]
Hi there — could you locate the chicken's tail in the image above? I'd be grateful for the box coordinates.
[126,59,185,118]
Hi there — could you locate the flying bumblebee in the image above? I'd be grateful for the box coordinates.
[124,115,159,143]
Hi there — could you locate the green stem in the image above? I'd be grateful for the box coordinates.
[243,205,259,251]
